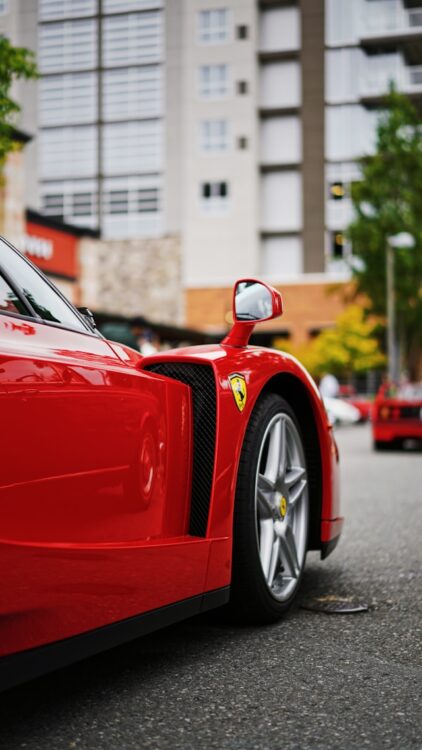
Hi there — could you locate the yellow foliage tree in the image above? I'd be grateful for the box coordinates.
[277,305,386,379]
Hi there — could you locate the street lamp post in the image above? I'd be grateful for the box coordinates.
[386,232,415,383]
[386,238,396,382]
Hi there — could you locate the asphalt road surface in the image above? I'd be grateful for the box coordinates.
[1,424,421,750]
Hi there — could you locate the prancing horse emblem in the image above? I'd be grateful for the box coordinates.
[229,373,247,412]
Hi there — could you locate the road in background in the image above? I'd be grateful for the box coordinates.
[1,425,421,750]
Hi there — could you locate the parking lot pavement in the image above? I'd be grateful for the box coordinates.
[1,424,421,750]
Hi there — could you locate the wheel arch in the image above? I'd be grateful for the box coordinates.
[261,372,323,551]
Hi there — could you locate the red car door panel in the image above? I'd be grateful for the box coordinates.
[0,537,211,656]
[0,315,193,542]
[0,314,210,655]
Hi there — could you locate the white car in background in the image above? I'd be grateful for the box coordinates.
[323,397,361,426]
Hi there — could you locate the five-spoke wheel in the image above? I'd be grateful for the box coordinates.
[256,412,308,602]
[229,393,310,623]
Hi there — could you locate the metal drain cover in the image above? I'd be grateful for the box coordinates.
[300,596,369,614]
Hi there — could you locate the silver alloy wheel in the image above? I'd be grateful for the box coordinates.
[255,412,309,601]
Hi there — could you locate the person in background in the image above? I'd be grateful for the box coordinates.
[319,372,340,400]
[139,329,160,355]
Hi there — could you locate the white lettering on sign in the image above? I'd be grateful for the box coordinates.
[22,234,54,261]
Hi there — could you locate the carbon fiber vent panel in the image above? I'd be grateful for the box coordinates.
[144,362,217,537]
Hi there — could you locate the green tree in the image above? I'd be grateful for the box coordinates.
[348,89,422,380]
[278,305,385,379]
[0,35,38,170]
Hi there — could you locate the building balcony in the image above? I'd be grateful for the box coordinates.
[360,5,422,64]
[360,65,422,109]
[326,199,354,232]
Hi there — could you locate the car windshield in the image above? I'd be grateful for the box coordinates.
[397,383,422,400]
[384,382,422,400]
[0,239,87,332]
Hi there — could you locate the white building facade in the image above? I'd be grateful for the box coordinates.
[3,0,422,327]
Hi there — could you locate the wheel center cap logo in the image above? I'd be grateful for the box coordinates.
[280,495,287,518]
[229,373,247,412]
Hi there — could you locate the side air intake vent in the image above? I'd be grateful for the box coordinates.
[144,362,216,537]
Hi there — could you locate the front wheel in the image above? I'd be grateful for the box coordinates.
[229,393,309,623]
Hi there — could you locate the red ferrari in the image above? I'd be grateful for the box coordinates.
[373,382,422,449]
[0,238,342,690]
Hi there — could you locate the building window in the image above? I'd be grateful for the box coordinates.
[260,116,302,164]
[42,190,95,220]
[326,104,379,161]
[40,0,96,21]
[199,64,228,98]
[237,80,248,95]
[308,327,324,339]
[102,11,163,67]
[108,190,129,214]
[198,9,228,44]
[103,0,163,12]
[329,181,346,200]
[261,171,302,232]
[102,66,162,121]
[200,120,228,152]
[103,120,162,175]
[260,62,301,109]
[40,73,97,127]
[42,193,64,219]
[200,181,229,213]
[138,188,159,213]
[261,236,303,277]
[237,136,248,150]
[0,0,8,15]
[103,185,160,215]
[202,182,227,199]
[39,126,97,180]
[39,19,97,74]
[41,180,98,227]
[72,192,93,216]
[332,231,345,258]
[237,25,248,40]
[259,7,300,53]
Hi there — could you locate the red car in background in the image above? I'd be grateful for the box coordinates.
[338,385,373,423]
[373,382,422,449]
[0,238,342,690]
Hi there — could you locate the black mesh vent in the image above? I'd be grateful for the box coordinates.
[144,362,217,537]
[400,406,421,419]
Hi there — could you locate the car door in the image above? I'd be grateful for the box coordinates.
[0,241,210,656]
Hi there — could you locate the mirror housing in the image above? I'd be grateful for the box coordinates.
[222,278,283,347]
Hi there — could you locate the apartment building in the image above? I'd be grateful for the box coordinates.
[325,0,422,265]
[3,0,422,339]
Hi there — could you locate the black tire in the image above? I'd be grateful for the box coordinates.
[373,440,390,451]
[227,393,309,624]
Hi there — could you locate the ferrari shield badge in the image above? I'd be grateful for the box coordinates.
[229,373,247,412]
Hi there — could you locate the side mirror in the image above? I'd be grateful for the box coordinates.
[222,278,283,347]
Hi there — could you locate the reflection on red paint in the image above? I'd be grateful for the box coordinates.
[0,303,341,663]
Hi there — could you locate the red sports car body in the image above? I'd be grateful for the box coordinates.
[0,239,342,690]
[372,382,422,448]
[338,386,372,422]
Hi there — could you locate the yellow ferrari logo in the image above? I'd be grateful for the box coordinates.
[229,373,247,412]
[280,496,287,518]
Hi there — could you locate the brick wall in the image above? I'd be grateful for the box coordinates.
[186,280,355,343]
[79,235,183,324]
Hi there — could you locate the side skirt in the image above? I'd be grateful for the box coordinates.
[0,586,230,692]
[320,534,341,560]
